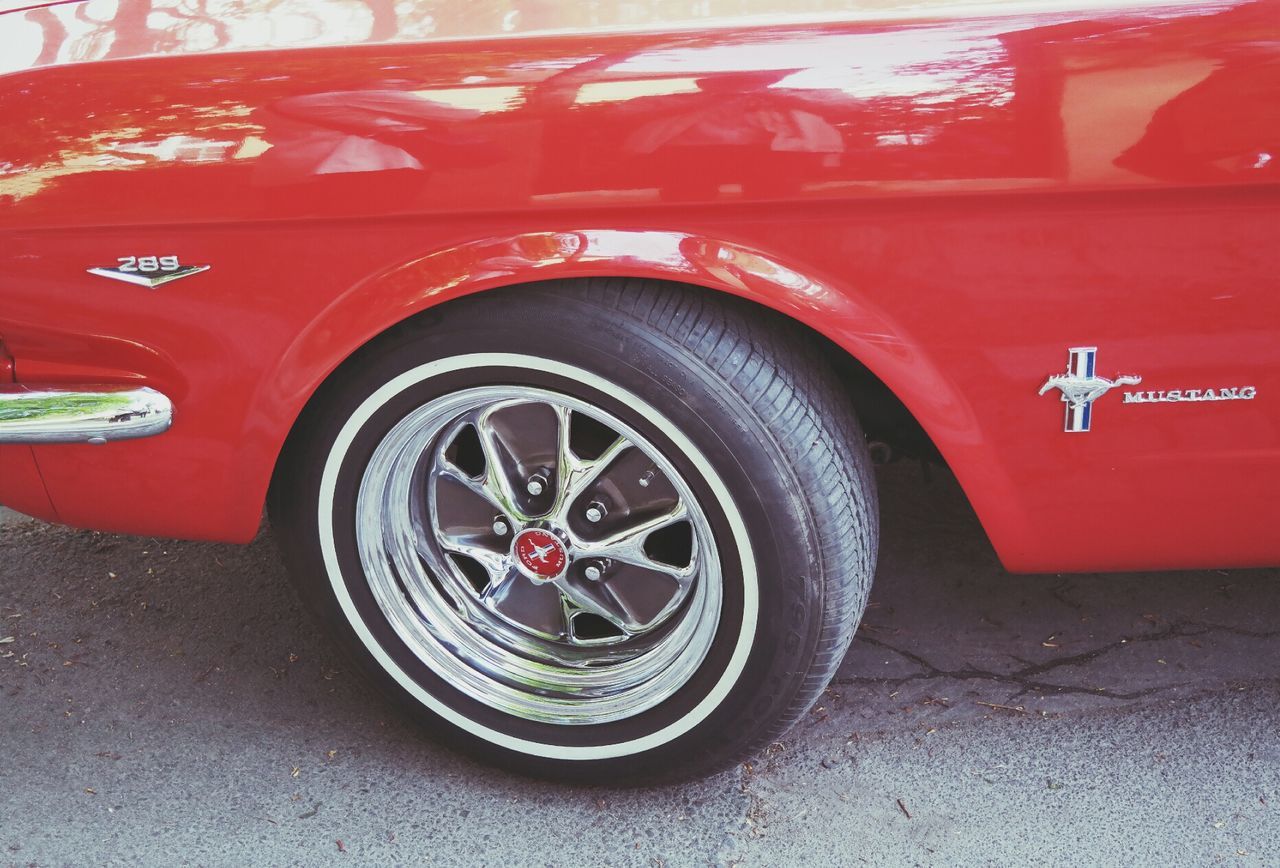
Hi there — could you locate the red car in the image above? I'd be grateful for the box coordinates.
[1,0,1276,781]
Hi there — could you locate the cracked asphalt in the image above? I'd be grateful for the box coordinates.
[2,464,1278,866]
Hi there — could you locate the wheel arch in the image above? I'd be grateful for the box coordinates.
[256,229,1023,558]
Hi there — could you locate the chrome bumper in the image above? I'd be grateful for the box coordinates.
[0,385,173,444]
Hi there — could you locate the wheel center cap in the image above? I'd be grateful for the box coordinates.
[513,528,568,581]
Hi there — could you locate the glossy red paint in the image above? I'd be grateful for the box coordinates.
[0,0,1277,571]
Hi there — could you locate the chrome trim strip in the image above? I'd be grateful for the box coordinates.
[0,385,173,444]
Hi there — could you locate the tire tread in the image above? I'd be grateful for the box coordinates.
[553,278,878,768]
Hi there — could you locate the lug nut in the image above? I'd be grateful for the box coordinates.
[492,519,509,536]
[585,502,606,523]
[583,564,603,582]
[526,474,546,496]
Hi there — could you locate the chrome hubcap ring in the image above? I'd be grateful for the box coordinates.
[355,385,723,725]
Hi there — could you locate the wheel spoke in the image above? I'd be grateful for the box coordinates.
[426,460,514,582]
[472,416,524,518]
[593,563,684,632]
[435,460,510,523]
[551,575,637,636]
[474,402,561,519]
[433,465,510,538]
[575,504,695,581]
[400,526,503,625]
[555,435,630,519]
[429,532,508,579]
[482,569,570,641]
[552,403,576,487]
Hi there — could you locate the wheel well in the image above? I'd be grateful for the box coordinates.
[808,330,943,466]
[272,276,942,498]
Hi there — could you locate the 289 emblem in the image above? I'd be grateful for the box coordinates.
[87,255,211,289]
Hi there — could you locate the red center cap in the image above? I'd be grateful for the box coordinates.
[513,528,567,580]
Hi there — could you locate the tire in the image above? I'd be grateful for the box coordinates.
[270,278,878,783]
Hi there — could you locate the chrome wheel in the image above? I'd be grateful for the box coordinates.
[356,386,722,725]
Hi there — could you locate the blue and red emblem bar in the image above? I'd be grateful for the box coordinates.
[1064,346,1097,432]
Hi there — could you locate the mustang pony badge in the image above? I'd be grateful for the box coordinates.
[1040,346,1257,433]
[88,255,210,289]
[1039,347,1140,432]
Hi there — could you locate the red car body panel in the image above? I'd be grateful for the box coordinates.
[0,0,1277,572]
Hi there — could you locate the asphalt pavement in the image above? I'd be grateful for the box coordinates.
[2,464,1277,866]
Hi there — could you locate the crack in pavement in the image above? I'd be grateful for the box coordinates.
[836,620,1280,702]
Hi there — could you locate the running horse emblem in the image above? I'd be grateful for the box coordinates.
[529,541,557,563]
[1039,347,1142,432]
